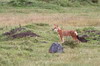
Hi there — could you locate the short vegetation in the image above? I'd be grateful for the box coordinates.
[0,0,100,7]
[0,23,100,66]
[0,0,100,66]
[76,27,100,41]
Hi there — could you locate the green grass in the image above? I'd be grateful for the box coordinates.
[0,5,100,13]
[0,23,100,66]
[0,0,100,66]
[0,0,100,14]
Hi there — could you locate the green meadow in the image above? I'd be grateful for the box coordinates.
[0,0,100,66]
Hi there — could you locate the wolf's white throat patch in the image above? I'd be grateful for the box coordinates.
[75,31,78,35]
[54,29,58,32]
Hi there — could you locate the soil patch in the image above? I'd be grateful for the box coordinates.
[3,27,40,39]
[77,28,100,42]
[12,31,40,38]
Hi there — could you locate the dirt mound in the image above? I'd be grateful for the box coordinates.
[3,27,26,36]
[78,35,88,42]
[3,27,40,39]
[12,31,40,38]
[84,30,100,41]
[77,27,100,42]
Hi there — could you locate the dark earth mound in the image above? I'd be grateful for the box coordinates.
[3,27,40,39]
[12,31,40,39]
[77,35,88,42]
[77,28,100,42]
[3,27,26,36]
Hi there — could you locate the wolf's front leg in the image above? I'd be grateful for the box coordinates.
[60,36,64,44]
[61,37,64,43]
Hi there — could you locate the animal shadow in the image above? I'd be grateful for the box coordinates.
[62,40,79,49]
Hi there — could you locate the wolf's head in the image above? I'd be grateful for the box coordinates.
[52,24,60,32]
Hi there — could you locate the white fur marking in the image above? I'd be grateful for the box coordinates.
[54,29,58,32]
[75,31,78,35]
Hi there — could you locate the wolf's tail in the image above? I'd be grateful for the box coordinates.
[74,31,80,41]
[76,35,80,41]
[75,31,88,42]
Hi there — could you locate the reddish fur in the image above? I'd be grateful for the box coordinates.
[53,24,79,42]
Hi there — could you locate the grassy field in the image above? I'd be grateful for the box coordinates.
[0,0,100,66]
[0,6,100,27]
[0,23,100,66]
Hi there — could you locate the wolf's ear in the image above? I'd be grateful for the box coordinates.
[54,24,58,27]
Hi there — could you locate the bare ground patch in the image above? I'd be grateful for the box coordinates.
[2,27,40,39]
[0,13,100,26]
